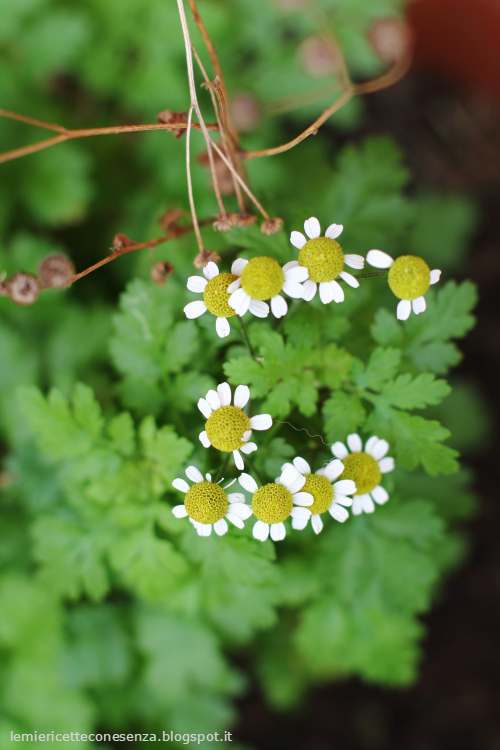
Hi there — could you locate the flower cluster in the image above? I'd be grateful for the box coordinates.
[183,215,441,336]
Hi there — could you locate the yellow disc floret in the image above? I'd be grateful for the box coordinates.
[205,405,251,452]
[184,481,228,524]
[340,452,381,495]
[388,255,431,300]
[298,238,344,283]
[251,483,293,524]
[240,256,284,300]
[302,474,334,515]
[203,273,239,318]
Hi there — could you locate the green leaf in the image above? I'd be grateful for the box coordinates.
[106,412,136,456]
[379,373,451,410]
[139,416,192,493]
[323,391,366,441]
[355,347,402,391]
[370,307,403,347]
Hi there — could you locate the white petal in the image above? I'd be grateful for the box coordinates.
[339,271,359,288]
[206,473,212,482]
[397,299,412,321]
[227,492,246,503]
[250,414,272,431]
[331,441,348,460]
[217,382,231,406]
[293,456,311,475]
[292,517,309,530]
[270,294,288,319]
[290,506,312,519]
[287,475,306,495]
[240,441,257,454]
[284,265,309,283]
[222,477,236,489]
[347,433,363,453]
[366,249,394,269]
[412,296,427,315]
[329,504,349,522]
[229,288,251,316]
[227,278,242,294]
[205,389,221,410]
[292,491,314,506]
[172,504,188,517]
[282,281,304,299]
[361,494,375,513]
[253,520,269,541]
[304,217,321,239]
[214,518,228,536]
[185,466,204,483]
[242,429,252,442]
[378,457,395,474]
[172,478,190,493]
[352,497,363,515]
[234,384,250,409]
[228,503,252,520]
[187,275,208,293]
[238,472,258,494]
[371,438,390,460]
[371,485,389,505]
[270,522,286,541]
[325,223,343,239]
[333,479,356,496]
[330,279,345,303]
[203,261,219,280]
[184,300,207,319]
[344,253,365,270]
[311,514,324,534]
[197,398,212,419]
[225,512,245,529]
[290,231,307,250]
[430,269,441,285]
[199,430,211,448]
[301,279,317,301]
[283,260,300,272]
[249,299,269,318]
[319,281,335,304]
[215,317,230,338]
[233,450,244,470]
[332,493,352,508]
[279,464,300,487]
[231,258,248,276]
[322,458,344,482]
[364,436,379,455]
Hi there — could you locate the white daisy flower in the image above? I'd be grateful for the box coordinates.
[238,464,313,542]
[184,261,240,338]
[281,456,356,534]
[331,433,395,515]
[366,250,441,321]
[172,466,252,536]
[290,216,364,304]
[198,382,272,470]
[227,256,308,320]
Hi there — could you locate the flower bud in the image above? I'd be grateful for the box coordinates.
[369,18,413,63]
[298,35,341,79]
[38,254,75,288]
[8,272,40,306]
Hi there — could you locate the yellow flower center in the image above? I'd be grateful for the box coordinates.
[184,481,228,524]
[298,238,344,282]
[302,474,334,515]
[388,255,430,300]
[203,273,239,318]
[240,256,284,300]
[205,405,251,452]
[340,452,381,495]
[251,483,294,524]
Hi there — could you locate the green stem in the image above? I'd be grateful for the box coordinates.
[237,315,257,359]
[355,271,389,279]
[215,451,231,483]
[244,455,265,485]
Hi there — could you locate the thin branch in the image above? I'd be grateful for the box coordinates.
[185,105,205,252]
[209,137,270,219]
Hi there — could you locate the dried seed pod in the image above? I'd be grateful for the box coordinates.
[261,217,284,236]
[298,35,341,79]
[229,213,258,228]
[157,110,188,139]
[193,249,222,269]
[112,233,135,251]
[230,92,261,132]
[212,215,233,232]
[151,261,174,286]
[369,18,413,63]
[38,254,75,288]
[8,272,40,306]
[159,208,186,231]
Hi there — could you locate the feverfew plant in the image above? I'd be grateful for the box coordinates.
[0,0,484,744]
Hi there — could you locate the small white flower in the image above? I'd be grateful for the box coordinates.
[198,382,272,470]
[239,465,313,542]
[366,250,441,321]
[331,433,395,515]
[184,261,239,338]
[290,216,364,304]
[280,456,356,534]
[172,466,252,536]
[227,256,308,320]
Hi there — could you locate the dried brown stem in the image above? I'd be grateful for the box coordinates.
[208,138,270,219]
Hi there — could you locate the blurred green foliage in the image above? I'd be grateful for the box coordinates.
[0,0,486,747]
